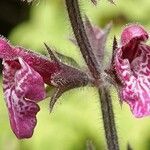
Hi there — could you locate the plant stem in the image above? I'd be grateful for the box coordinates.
[98,86,119,150]
[65,0,100,80]
[65,0,119,150]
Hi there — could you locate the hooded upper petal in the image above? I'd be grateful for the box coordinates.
[115,24,150,117]
[0,37,60,85]
[121,24,148,46]
[3,57,46,139]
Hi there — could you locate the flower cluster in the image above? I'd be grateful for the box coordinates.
[1,20,150,139]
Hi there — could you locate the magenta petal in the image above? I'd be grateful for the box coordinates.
[121,24,148,46]
[121,72,150,118]
[115,24,150,117]
[3,58,46,138]
[9,97,40,139]
[15,58,46,101]
[0,37,60,85]
[16,47,60,85]
[0,38,18,59]
[123,45,150,117]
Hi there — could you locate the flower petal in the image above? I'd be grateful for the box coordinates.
[120,25,149,63]
[15,58,46,101]
[0,38,18,59]
[124,44,150,117]
[115,25,150,117]
[0,37,60,85]
[115,47,150,117]
[121,24,148,46]
[3,58,46,138]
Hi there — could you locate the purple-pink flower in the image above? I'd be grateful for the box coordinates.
[0,37,89,139]
[0,38,60,139]
[114,24,150,118]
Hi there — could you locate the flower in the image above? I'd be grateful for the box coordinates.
[0,37,61,139]
[3,58,45,139]
[0,37,89,138]
[114,24,150,117]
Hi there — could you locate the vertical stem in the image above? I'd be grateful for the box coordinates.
[65,0,119,150]
[65,0,100,80]
[98,86,119,150]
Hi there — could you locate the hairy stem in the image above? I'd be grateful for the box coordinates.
[98,86,119,150]
[65,0,100,80]
[65,0,119,150]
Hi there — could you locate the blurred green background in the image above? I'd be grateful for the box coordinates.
[1,0,150,150]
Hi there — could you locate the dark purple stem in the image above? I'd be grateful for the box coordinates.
[65,0,100,80]
[65,0,119,150]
